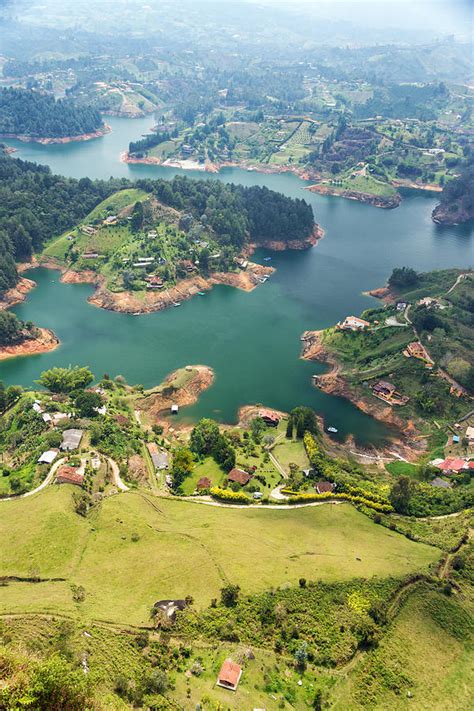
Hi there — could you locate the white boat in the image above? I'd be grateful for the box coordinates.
[173,302,181,307]
[327,426,338,433]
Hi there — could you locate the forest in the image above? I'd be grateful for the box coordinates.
[149,175,315,247]
[0,154,124,291]
[0,87,103,138]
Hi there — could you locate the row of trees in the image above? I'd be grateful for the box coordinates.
[0,87,103,138]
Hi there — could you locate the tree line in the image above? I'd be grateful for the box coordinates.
[0,87,103,138]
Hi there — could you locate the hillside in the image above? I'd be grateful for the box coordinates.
[0,87,104,140]
[302,269,474,455]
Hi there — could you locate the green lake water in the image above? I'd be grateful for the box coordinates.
[1,116,472,446]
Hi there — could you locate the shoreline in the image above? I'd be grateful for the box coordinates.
[21,258,276,315]
[305,183,401,209]
[0,327,59,361]
[300,329,424,460]
[0,124,111,145]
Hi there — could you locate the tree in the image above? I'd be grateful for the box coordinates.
[190,418,220,455]
[0,311,24,345]
[130,201,144,232]
[294,641,308,671]
[388,267,419,289]
[75,390,103,417]
[250,416,265,443]
[291,406,318,436]
[37,366,93,394]
[286,418,294,439]
[220,583,240,607]
[389,476,412,514]
[171,446,194,489]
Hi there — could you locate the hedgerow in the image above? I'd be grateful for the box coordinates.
[210,486,251,504]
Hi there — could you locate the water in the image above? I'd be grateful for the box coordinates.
[1,116,472,446]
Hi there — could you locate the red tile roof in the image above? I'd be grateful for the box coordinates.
[197,477,211,490]
[55,466,84,486]
[217,659,242,690]
[439,458,466,473]
[228,468,253,485]
[316,481,335,494]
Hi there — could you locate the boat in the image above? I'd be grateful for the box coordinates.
[263,257,272,262]
[173,302,181,307]
[327,426,338,434]
[258,277,268,283]
[198,291,206,295]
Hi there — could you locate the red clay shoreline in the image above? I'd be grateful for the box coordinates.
[0,124,111,145]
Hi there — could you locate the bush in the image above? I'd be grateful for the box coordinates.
[210,486,251,504]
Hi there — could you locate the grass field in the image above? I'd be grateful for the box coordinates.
[331,586,473,709]
[0,488,439,626]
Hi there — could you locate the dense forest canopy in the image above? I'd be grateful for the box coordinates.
[0,154,124,290]
[434,154,474,221]
[149,175,315,247]
[0,87,103,138]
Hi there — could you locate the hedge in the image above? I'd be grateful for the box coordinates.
[280,488,394,513]
[210,486,251,504]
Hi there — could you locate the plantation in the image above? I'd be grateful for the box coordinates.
[0,488,438,625]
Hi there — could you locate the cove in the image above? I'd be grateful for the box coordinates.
[1,116,472,446]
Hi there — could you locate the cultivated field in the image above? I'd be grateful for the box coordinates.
[0,487,439,626]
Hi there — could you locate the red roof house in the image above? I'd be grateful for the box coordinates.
[315,481,335,494]
[197,476,212,490]
[438,458,467,474]
[216,659,242,691]
[228,468,253,486]
[55,466,84,487]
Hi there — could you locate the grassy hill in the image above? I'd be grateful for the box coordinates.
[0,487,438,625]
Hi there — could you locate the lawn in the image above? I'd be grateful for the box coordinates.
[330,586,473,710]
[181,457,225,495]
[272,436,310,474]
[0,488,439,625]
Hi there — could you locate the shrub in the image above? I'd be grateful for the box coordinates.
[210,486,251,504]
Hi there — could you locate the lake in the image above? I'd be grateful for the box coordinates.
[1,116,472,446]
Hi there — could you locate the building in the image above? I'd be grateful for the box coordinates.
[228,468,253,486]
[55,466,84,487]
[197,476,212,491]
[337,316,370,332]
[60,429,84,451]
[404,341,431,363]
[151,449,168,470]
[467,426,474,443]
[171,404,179,414]
[216,659,242,691]
[372,381,409,405]
[437,458,467,474]
[430,477,452,489]
[258,409,280,427]
[315,481,335,494]
[396,301,408,311]
[37,450,58,465]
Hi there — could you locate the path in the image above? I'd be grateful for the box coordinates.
[0,456,67,501]
[106,457,129,492]
[269,451,287,480]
